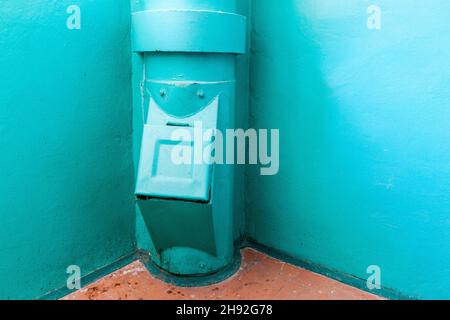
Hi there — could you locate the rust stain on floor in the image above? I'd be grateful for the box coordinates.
[63,248,382,300]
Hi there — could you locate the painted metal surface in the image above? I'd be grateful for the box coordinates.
[135,98,218,201]
[0,0,135,299]
[132,10,246,53]
[133,0,246,276]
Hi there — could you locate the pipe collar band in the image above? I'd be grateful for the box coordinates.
[132,10,247,54]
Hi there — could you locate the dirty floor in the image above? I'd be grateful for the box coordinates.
[64,248,381,300]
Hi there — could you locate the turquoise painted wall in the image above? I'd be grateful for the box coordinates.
[247,0,450,299]
[1,0,449,301]
[0,1,135,299]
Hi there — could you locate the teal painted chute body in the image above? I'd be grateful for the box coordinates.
[132,0,247,276]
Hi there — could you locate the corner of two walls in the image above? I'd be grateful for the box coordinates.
[132,0,450,300]
[234,0,253,244]
[2,0,445,301]
[6,0,444,301]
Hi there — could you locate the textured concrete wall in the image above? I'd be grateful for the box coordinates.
[247,0,450,299]
[0,0,135,299]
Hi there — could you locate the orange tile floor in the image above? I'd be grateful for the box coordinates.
[64,248,382,300]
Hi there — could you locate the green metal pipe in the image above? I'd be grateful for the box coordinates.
[132,0,246,278]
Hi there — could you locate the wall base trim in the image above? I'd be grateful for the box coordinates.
[242,239,417,301]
